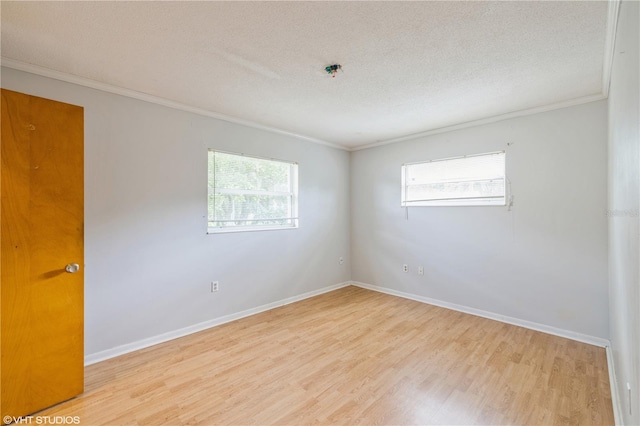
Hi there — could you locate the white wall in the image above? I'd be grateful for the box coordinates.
[0,62,616,369]
[608,1,640,423]
[1,67,351,358]
[351,100,609,339]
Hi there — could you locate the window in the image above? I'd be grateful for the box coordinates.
[208,150,298,233]
[401,151,506,207]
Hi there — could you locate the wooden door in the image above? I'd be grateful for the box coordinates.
[1,89,84,419]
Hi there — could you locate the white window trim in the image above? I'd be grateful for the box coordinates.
[401,151,506,207]
[207,150,299,234]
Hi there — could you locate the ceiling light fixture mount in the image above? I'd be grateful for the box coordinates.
[325,64,342,78]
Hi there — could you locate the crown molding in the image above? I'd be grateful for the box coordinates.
[4,0,620,158]
[602,0,621,98]
[0,57,348,152]
[349,0,620,152]
[1,57,609,153]
[350,93,607,152]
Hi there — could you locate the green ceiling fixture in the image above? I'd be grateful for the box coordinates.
[325,64,342,78]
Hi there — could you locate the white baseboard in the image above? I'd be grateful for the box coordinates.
[606,345,624,425]
[84,281,351,365]
[350,281,610,348]
[353,281,623,423]
[86,280,622,422]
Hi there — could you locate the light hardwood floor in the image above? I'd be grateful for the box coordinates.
[37,286,614,425]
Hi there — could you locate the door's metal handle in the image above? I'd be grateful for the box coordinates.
[65,263,80,273]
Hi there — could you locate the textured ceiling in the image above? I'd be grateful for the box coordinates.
[1,1,609,149]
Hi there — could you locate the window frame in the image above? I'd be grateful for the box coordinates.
[207,149,299,234]
[401,151,506,207]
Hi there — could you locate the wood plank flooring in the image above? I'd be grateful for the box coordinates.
[35,286,614,425]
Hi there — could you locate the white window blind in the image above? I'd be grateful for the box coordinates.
[208,150,298,233]
[401,151,506,207]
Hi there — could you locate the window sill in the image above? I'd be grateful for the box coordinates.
[207,225,299,234]
[402,199,506,207]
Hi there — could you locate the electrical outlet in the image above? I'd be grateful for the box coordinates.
[339,257,344,265]
[403,264,408,273]
[418,266,424,275]
[211,281,219,292]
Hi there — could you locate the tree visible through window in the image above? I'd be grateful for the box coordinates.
[208,150,298,232]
